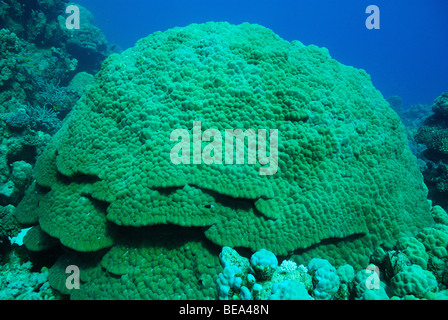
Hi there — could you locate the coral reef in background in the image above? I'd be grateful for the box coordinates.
[0,0,69,47]
[414,93,448,209]
[0,112,51,205]
[0,1,111,274]
[58,3,119,74]
[0,0,112,194]
[0,0,116,75]
[388,93,448,214]
[421,162,448,209]
[387,95,434,161]
[0,0,115,118]
[6,104,61,134]
[0,205,20,244]
[0,112,52,246]
[0,28,77,115]
[415,93,448,157]
[0,249,59,299]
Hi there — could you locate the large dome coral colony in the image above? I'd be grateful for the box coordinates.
[2,17,447,300]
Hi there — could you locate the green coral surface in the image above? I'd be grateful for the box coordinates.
[15,22,434,299]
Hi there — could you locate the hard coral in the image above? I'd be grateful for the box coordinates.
[415,92,448,156]
[15,22,434,299]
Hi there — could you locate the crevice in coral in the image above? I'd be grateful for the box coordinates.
[292,232,367,257]
[56,170,100,185]
[80,192,110,214]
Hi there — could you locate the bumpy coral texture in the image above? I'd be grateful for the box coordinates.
[415,93,448,155]
[16,22,434,297]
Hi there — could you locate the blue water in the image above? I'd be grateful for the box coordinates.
[74,0,448,108]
